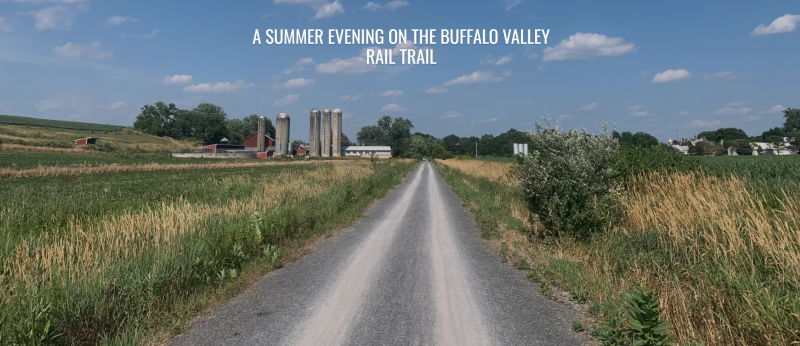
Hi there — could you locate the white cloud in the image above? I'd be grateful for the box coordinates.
[108,15,138,26]
[528,53,537,59]
[183,80,255,93]
[385,1,409,10]
[316,56,376,74]
[714,105,752,115]
[381,103,408,111]
[275,77,316,89]
[629,111,648,117]
[747,115,761,121]
[273,94,299,106]
[53,41,112,59]
[627,105,643,111]
[443,70,510,87]
[34,5,79,31]
[557,114,574,120]
[439,111,462,119]
[163,74,193,85]
[702,71,743,81]
[341,94,363,101]
[576,102,598,111]
[375,90,403,97]
[751,14,800,36]
[471,118,499,123]
[677,111,689,116]
[108,101,125,109]
[282,57,314,74]
[363,2,381,10]
[480,54,513,66]
[120,29,159,39]
[652,69,691,83]
[425,86,447,94]
[542,33,636,62]
[312,0,344,19]
[502,0,523,11]
[0,17,13,32]
[763,105,784,114]
[688,120,721,128]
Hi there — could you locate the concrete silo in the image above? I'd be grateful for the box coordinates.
[321,109,332,157]
[332,109,342,157]
[276,113,290,155]
[257,116,266,152]
[309,109,321,157]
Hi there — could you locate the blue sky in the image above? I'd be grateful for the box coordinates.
[0,0,798,142]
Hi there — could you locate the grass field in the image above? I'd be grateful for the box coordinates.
[436,156,800,345]
[0,114,125,132]
[0,123,196,152]
[0,159,417,345]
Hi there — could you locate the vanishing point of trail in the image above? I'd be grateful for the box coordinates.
[172,163,589,346]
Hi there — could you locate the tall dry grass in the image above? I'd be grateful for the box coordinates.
[3,163,372,287]
[438,160,515,186]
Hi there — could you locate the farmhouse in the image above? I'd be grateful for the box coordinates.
[294,146,309,156]
[750,138,798,155]
[342,146,392,158]
[74,137,98,145]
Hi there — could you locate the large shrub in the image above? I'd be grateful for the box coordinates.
[512,118,621,239]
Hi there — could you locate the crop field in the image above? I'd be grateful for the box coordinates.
[436,157,800,345]
[0,114,125,132]
[0,159,416,345]
[0,123,197,152]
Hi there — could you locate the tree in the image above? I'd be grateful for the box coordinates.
[191,103,228,144]
[243,114,275,138]
[442,134,460,153]
[619,131,659,147]
[225,119,250,144]
[341,133,352,146]
[356,116,414,156]
[783,107,800,133]
[291,139,306,148]
[133,102,178,137]
[761,127,786,142]
[357,126,383,145]
[697,128,748,142]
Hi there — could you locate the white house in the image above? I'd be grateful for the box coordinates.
[667,139,689,155]
[342,146,392,158]
[750,137,797,155]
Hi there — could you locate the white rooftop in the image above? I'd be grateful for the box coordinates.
[342,146,392,151]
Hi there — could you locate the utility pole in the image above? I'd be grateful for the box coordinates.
[475,141,478,159]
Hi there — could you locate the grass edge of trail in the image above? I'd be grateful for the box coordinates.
[144,161,419,346]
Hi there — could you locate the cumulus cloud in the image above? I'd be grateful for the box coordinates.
[374,90,403,97]
[425,87,447,94]
[443,70,511,86]
[542,33,636,62]
[362,2,381,10]
[471,118,498,123]
[53,41,112,59]
[108,102,126,109]
[688,120,722,128]
[678,111,690,116]
[576,102,598,111]
[34,5,81,31]
[385,0,409,10]
[119,29,159,39]
[108,15,138,26]
[163,74,193,85]
[763,105,784,114]
[381,103,408,111]
[183,80,255,93]
[702,71,744,81]
[439,111,462,119]
[0,17,13,32]
[282,57,314,74]
[557,114,574,120]
[341,94,363,101]
[274,0,344,19]
[714,105,752,115]
[316,41,416,74]
[480,54,513,66]
[652,69,691,83]
[273,94,299,106]
[627,105,647,116]
[502,0,523,11]
[275,77,316,89]
[751,14,800,36]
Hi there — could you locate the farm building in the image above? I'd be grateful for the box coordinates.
[342,146,392,158]
[243,133,275,151]
[194,144,246,154]
[750,139,798,155]
[74,137,98,145]
[294,146,309,156]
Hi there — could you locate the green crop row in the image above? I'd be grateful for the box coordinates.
[0,115,125,132]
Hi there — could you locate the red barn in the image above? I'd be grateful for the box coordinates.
[243,133,275,151]
[294,146,309,156]
[74,137,98,145]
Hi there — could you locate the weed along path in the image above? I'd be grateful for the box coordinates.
[171,162,588,346]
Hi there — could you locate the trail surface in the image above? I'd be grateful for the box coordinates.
[172,163,590,346]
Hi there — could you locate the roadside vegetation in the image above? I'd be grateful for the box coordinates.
[436,117,800,345]
[0,159,416,345]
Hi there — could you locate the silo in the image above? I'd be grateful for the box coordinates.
[309,109,321,157]
[321,109,332,157]
[257,116,266,152]
[277,113,290,155]
[332,109,342,157]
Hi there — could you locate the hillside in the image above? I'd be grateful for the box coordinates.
[0,114,198,151]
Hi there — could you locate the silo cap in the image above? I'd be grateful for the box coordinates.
[278,113,289,119]
[323,109,332,113]
[333,109,342,113]
[311,108,321,113]
[259,115,265,119]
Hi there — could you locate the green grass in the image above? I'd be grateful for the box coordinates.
[0,160,417,345]
[0,150,252,170]
[0,123,196,152]
[699,155,800,198]
[0,114,125,132]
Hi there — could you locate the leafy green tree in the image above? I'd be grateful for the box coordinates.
[341,133,352,146]
[243,114,275,138]
[225,119,250,144]
[291,139,306,148]
[356,125,383,145]
[442,134,460,153]
[191,103,228,144]
[782,107,800,133]
[697,128,748,142]
[619,131,659,147]
[133,102,178,137]
[760,127,786,142]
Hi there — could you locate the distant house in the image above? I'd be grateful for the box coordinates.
[342,146,392,158]
[74,137,98,145]
[750,138,797,155]
[294,146,309,156]
[667,139,689,155]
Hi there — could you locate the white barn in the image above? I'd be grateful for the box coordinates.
[341,146,392,158]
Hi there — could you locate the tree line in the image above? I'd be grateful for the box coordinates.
[133,102,275,145]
